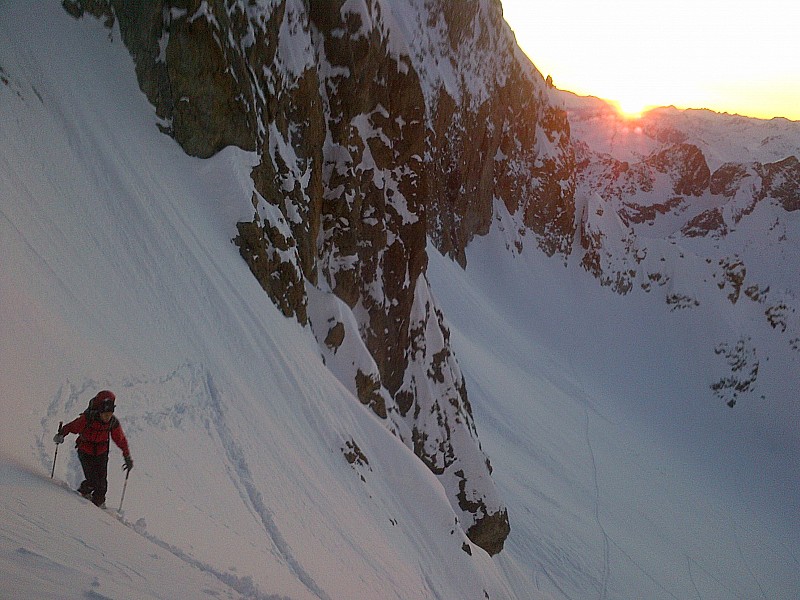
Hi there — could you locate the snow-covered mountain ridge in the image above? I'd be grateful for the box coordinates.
[1,1,798,599]
[559,90,800,408]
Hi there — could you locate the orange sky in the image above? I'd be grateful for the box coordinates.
[501,0,800,121]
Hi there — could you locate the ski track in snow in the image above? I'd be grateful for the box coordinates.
[113,511,292,600]
[204,372,333,600]
[556,356,717,600]
[0,204,91,329]
[733,522,769,600]
[5,463,292,600]
[584,401,695,600]
[683,552,744,600]
[686,557,702,600]
[41,367,335,600]
[606,536,682,600]
[580,397,692,600]
[582,405,610,600]
[541,566,570,600]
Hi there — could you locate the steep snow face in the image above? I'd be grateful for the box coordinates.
[428,217,800,600]
[66,0,517,550]
[0,3,522,598]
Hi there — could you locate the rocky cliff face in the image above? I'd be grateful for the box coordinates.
[63,0,576,554]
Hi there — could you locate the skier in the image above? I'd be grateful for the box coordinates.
[53,390,133,507]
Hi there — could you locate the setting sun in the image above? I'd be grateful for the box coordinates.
[614,98,649,120]
[604,82,659,119]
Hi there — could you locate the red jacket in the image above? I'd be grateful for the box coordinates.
[61,413,131,457]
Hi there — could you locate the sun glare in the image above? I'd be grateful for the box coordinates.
[614,99,648,120]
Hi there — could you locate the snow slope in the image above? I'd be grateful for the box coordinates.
[0,3,519,599]
[428,223,800,599]
[0,459,253,600]
[1,2,798,599]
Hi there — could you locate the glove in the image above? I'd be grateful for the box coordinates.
[123,455,133,472]
[53,433,65,444]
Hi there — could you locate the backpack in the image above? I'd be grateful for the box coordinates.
[78,392,119,454]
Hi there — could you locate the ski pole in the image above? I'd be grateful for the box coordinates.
[50,421,63,479]
[118,469,130,512]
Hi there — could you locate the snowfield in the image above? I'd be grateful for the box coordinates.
[1,2,798,599]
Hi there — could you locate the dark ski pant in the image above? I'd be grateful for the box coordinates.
[77,451,109,506]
